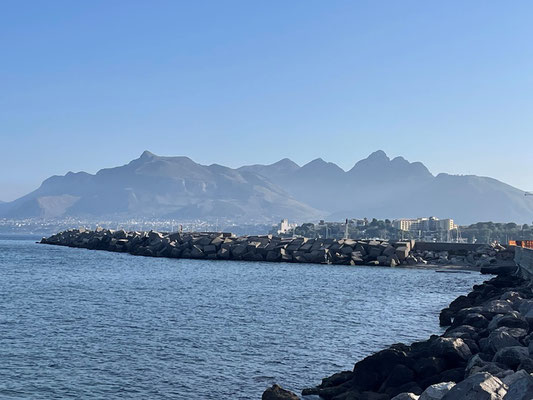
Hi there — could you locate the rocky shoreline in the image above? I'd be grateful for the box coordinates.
[40,228,532,399]
[265,251,533,400]
[40,228,512,271]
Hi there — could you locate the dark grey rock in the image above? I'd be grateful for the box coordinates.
[441,372,507,400]
[262,384,299,400]
[502,370,533,399]
[492,346,530,370]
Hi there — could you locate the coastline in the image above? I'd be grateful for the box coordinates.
[39,228,533,399]
[265,250,533,400]
[39,228,511,271]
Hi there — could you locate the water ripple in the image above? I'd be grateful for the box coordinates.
[0,239,486,399]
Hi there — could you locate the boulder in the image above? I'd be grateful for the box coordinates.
[217,247,230,260]
[444,325,479,340]
[502,370,533,399]
[519,302,533,326]
[369,246,383,258]
[412,357,447,380]
[170,248,182,258]
[351,251,365,264]
[484,300,515,315]
[266,251,281,262]
[385,382,423,399]
[379,364,415,392]
[190,245,205,259]
[114,229,127,239]
[388,256,399,267]
[231,244,247,258]
[383,246,396,257]
[517,358,533,374]
[148,230,163,241]
[461,313,489,330]
[495,327,527,340]
[209,236,224,246]
[168,232,182,242]
[203,245,217,254]
[319,370,353,388]
[352,346,412,392]
[500,291,523,308]
[481,265,517,276]
[392,394,420,400]
[431,337,472,363]
[440,308,454,326]
[485,330,522,354]
[355,244,368,256]
[377,255,389,265]
[488,313,529,331]
[396,246,409,261]
[406,256,418,266]
[262,384,299,400]
[441,372,507,400]
[194,236,212,246]
[419,382,456,400]
[341,245,354,255]
[518,300,533,317]
[492,346,530,370]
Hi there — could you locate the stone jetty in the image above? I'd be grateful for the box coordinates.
[40,228,512,269]
[268,255,532,400]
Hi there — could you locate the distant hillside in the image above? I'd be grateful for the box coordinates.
[0,151,321,222]
[2,150,533,224]
[241,151,533,224]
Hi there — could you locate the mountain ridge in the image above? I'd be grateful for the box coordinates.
[1,150,532,224]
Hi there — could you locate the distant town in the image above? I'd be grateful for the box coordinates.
[1,215,532,245]
[273,216,458,242]
[272,216,533,244]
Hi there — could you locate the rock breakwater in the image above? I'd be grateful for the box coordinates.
[289,264,533,399]
[40,228,512,269]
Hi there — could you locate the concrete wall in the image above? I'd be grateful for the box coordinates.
[515,247,533,279]
[413,242,487,254]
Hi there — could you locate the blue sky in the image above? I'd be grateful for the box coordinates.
[1,1,533,201]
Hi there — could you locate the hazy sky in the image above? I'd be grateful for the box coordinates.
[1,1,533,201]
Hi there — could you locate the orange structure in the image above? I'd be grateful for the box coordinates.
[509,240,533,249]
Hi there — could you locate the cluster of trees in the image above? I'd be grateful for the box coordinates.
[460,222,533,244]
[273,219,533,244]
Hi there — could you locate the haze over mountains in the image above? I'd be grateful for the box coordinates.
[1,150,532,224]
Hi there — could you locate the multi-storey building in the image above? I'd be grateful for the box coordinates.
[393,216,456,233]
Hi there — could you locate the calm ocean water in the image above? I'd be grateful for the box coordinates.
[0,238,486,399]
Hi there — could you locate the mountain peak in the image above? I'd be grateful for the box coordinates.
[367,150,389,161]
[272,158,300,169]
[307,157,326,164]
[140,150,156,159]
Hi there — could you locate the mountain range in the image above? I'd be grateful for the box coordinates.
[1,150,532,224]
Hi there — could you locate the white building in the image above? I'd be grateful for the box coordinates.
[277,219,297,235]
[393,216,456,232]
